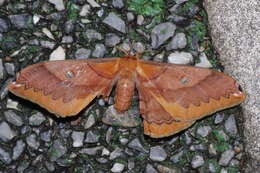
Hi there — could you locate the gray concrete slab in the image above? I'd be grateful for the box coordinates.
[204,0,260,171]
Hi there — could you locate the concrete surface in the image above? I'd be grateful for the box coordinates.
[204,0,260,172]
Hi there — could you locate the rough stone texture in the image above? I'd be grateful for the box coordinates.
[204,0,260,171]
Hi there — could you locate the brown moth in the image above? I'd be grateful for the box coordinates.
[8,53,246,138]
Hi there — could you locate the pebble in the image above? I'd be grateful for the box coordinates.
[26,133,40,150]
[191,155,205,168]
[85,130,100,143]
[75,48,91,59]
[9,14,32,29]
[150,146,167,162]
[71,131,85,147]
[42,27,55,40]
[137,15,144,25]
[0,79,12,100]
[145,164,158,173]
[84,114,96,129]
[0,121,16,142]
[49,139,67,161]
[219,149,235,166]
[33,14,40,24]
[151,22,176,49]
[0,59,3,80]
[168,51,193,64]
[40,40,56,49]
[85,29,103,41]
[102,105,140,127]
[128,138,148,153]
[87,0,100,8]
[29,112,46,126]
[47,0,65,11]
[0,0,5,6]
[157,164,181,173]
[197,126,212,137]
[92,44,106,57]
[79,146,103,155]
[4,110,23,127]
[49,46,66,61]
[103,12,126,33]
[64,20,74,34]
[0,18,8,32]
[214,113,225,124]
[166,32,187,50]
[4,63,15,76]
[224,115,238,136]
[0,147,11,164]
[208,144,217,156]
[111,163,125,173]
[195,52,213,68]
[109,147,123,160]
[40,130,52,142]
[127,12,135,22]
[80,4,91,16]
[12,140,25,160]
[170,151,183,163]
[112,0,124,9]
[105,33,121,47]
[61,36,73,43]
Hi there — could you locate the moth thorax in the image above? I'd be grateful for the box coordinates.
[114,77,135,113]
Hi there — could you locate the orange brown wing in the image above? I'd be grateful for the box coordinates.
[8,58,120,117]
[136,60,246,138]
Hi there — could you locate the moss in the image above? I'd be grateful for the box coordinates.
[67,2,79,21]
[128,0,165,18]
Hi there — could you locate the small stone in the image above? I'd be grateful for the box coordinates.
[4,110,23,126]
[33,15,40,24]
[197,126,212,137]
[84,114,96,129]
[220,168,228,173]
[111,163,125,173]
[105,33,121,47]
[45,161,55,172]
[47,0,65,11]
[85,29,102,41]
[29,112,46,126]
[128,138,148,153]
[190,144,207,151]
[0,0,5,6]
[0,121,16,142]
[85,131,100,143]
[40,130,52,142]
[102,105,140,127]
[0,59,3,80]
[4,63,15,76]
[119,137,128,145]
[79,146,103,155]
[106,127,113,144]
[208,144,217,155]
[150,146,167,162]
[145,164,158,173]
[64,20,74,34]
[224,115,238,136]
[166,32,187,50]
[96,157,108,163]
[191,155,205,168]
[92,44,106,58]
[151,22,176,49]
[137,15,144,25]
[49,139,67,161]
[0,79,12,100]
[26,133,40,150]
[103,12,126,33]
[61,36,73,43]
[128,160,135,170]
[9,14,32,29]
[42,27,55,40]
[170,151,183,163]
[168,51,193,64]
[112,0,124,9]
[133,42,145,53]
[12,140,25,160]
[214,113,225,124]
[0,147,11,164]
[71,131,85,147]
[49,46,66,61]
[75,48,91,59]
[157,164,181,173]
[40,40,56,49]
[127,12,135,22]
[208,162,217,173]
[80,4,91,16]
[109,147,123,160]
[0,18,8,32]
[102,148,110,156]
[219,149,235,166]
[87,0,100,8]
[96,8,104,17]
[195,52,213,68]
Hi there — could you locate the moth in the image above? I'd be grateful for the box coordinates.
[8,53,246,138]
